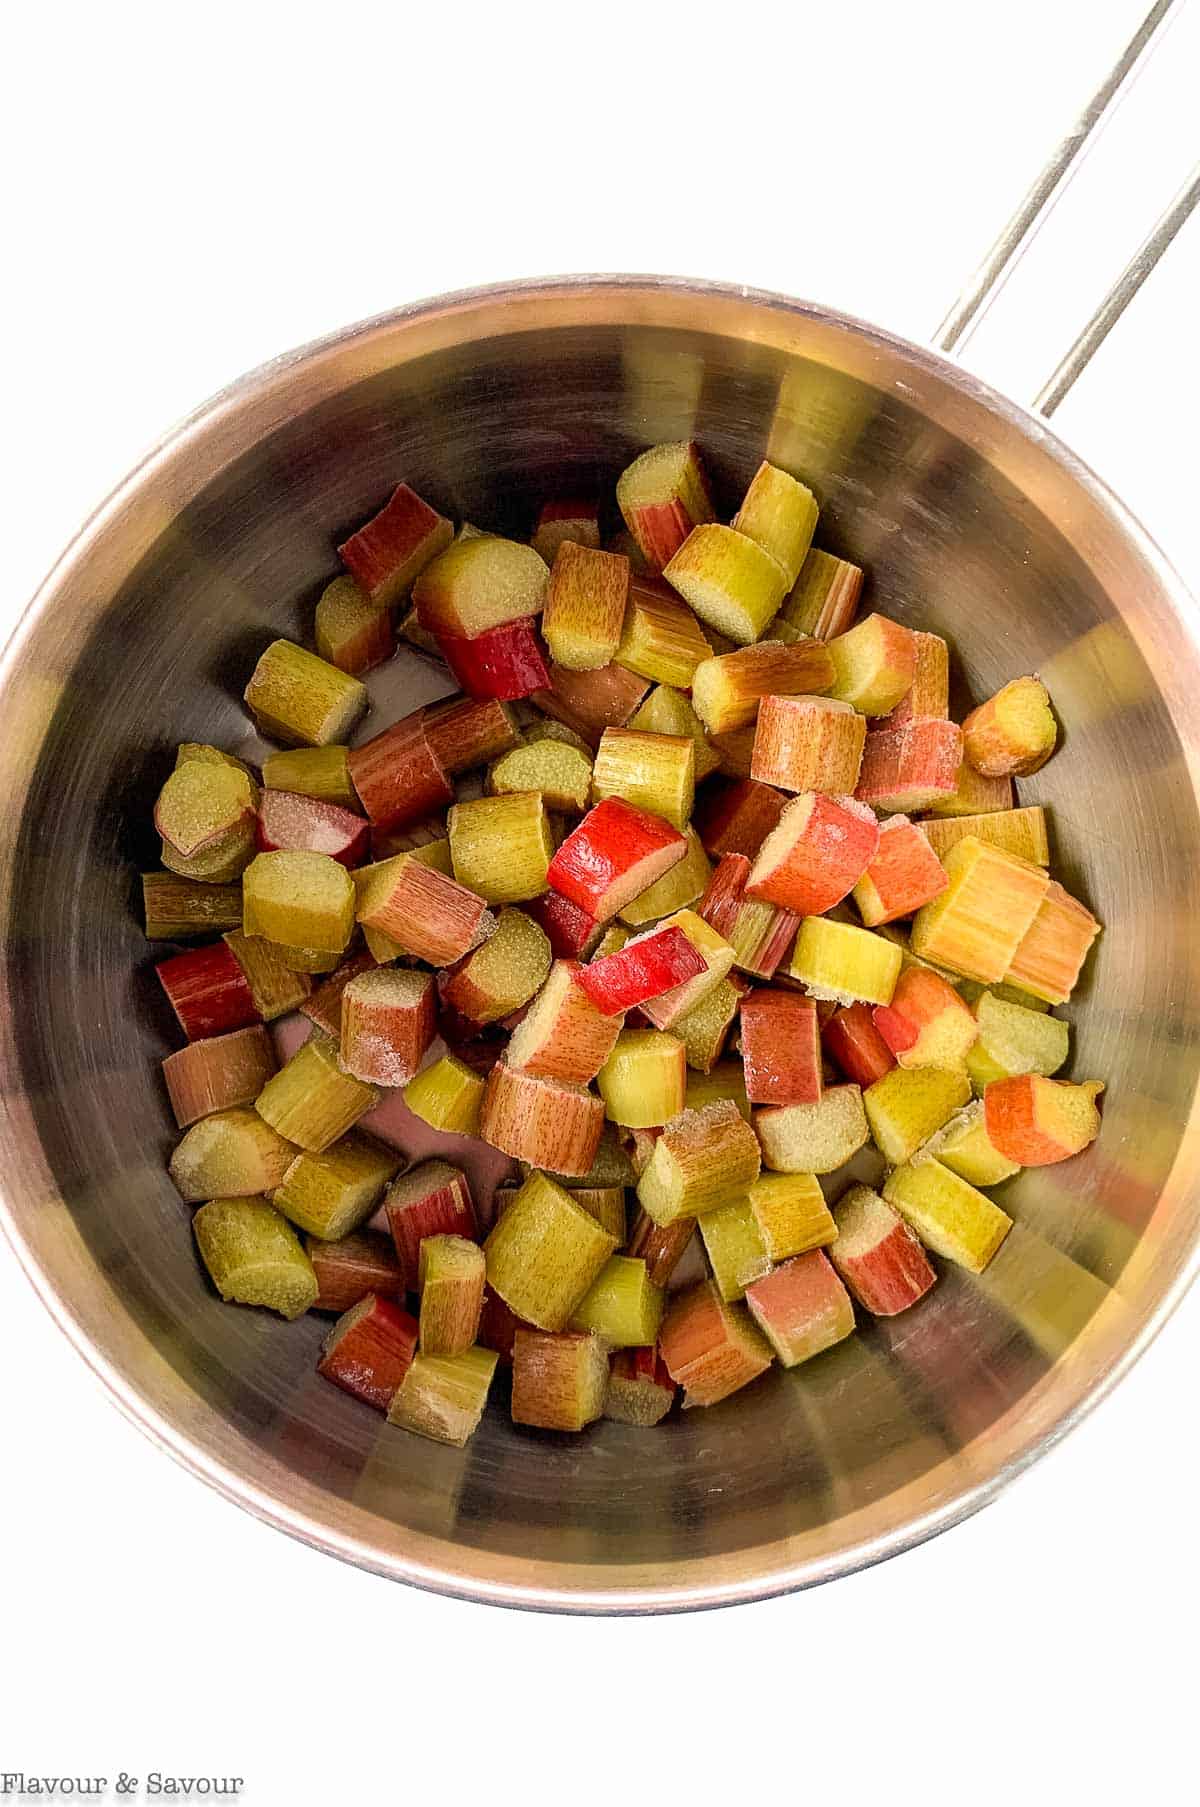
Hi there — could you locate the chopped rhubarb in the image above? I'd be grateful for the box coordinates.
[479,1060,606,1177]
[751,694,866,795]
[732,461,819,587]
[337,481,453,608]
[746,792,880,915]
[614,573,713,689]
[156,940,260,1042]
[962,676,1057,777]
[318,1294,420,1409]
[314,575,393,675]
[532,498,602,566]
[356,855,495,967]
[532,660,651,747]
[340,968,437,1087]
[436,617,551,700]
[744,1250,855,1367]
[447,791,554,904]
[616,441,715,572]
[739,990,822,1106]
[244,639,368,748]
[308,1230,406,1313]
[438,907,552,1026]
[484,1171,618,1330]
[659,1280,773,1407]
[162,1023,277,1127]
[604,1347,677,1426]
[577,924,707,1016]
[664,525,789,645]
[830,1186,937,1316]
[505,960,622,1082]
[524,890,605,961]
[346,713,454,834]
[422,695,520,774]
[855,718,963,813]
[591,726,695,830]
[693,641,835,736]
[852,814,949,926]
[385,1160,478,1287]
[193,1197,317,1320]
[694,778,787,861]
[547,797,687,923]
[822,1001,897,1088]
[256,789,369,867]
[412,534,548,638]
[983,1074,1104,1165]
[511,1329,610,1431]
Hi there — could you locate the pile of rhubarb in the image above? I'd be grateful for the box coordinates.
[146,444,1103,1444]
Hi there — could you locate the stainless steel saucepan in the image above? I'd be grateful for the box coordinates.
[2,5,1198,1611]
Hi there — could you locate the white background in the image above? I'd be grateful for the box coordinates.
[3,3,1198,1803]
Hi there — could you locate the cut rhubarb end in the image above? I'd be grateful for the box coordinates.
[346,712,454,834]
[438,907,552,1027]
[340,968,437,1087]
[614,573,714,689]
[983,1074,1103,1165]
[739,990,822,1106]
[387,1346,499,1447]
[628,683,721,782]
[170,1108,297,1203]
[963,675,1057,777]
[636,1098,762,1225]
[745,1250,855,1368]
[872,966,978,1071]
[413,534,548,638]
[422,695,520,775]
[694,778,787,862]
[754,1084,870,1175]
[314,575,394,675]
[242,849,356,965]
[830,1185,937,1316]
[854,718,963,813]
[448,791,554,904]
[548,796,687,923]
[531,660,651,747]
[262,745,358,812]
[318,1293,420,1410]
[824,613,918,717]
[883,1159,1013,1273]
[487,726,594,815]
[591,726,695,830]
[777,547,863,641]
[745,792,880,915]
[356,855,495,967]
[750,694,865,795]
[484,1171,618,1331]
[616,441,715,572]
[436,617,551,700]
[605,1347,677,1426]
[659,1281,773,1408]
[256,789,369,868]
[156,940,260,1042]
[385,1160,478,1288]
[511,1329,610,1431]
[965,989,1069,1094]
[531,498,602,566]
[307,1229,406,1314]
[337,481,454,608]
[693,641,835,738]
[244,639,368,748]
[864,1064,972,1165]
[155,761,256,863]
[617,827,713,927]
[852,814,949,926]
[479,1061,606,1177]
[193,1197,317,1320]
[541,541,630,672]
[256,1035,378,1154]
[822,1001,897,1088]
[403,1056,486,1137]
[596,1028,687,1129]
[787,915,902,1009]
[664,524,789,645]
[732,460,819,588]
[162,1024,277,1128]
[578,924,707,1016]
[142,872,245,941]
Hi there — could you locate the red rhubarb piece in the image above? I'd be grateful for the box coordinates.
[576,925,708,1016]
[256,790,370,867]
[694,778,788,860]
[317,1293,420,1410]
[385,1161,478,1288]
[337,482,453,608]
[547,798,688,923]
[156,940,260,1042]
[822,1001,897,1087]
[745,792,880,915]
[739,990,822,1106]
[346,713,454,835]
[436,618,551,701]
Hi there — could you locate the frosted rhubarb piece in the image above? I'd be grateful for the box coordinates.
[1003,880,1101,1004]
[983,1074,1104,1165]
[412,534,548,638]
[436,617,550,701]
[548,797,687,923]
[387,1346,498,1446]
[487,724,593,814]
[346,713,454,835]
[506,960,622,1082]
[635,911,734,1030]
[337,481,453,608]
[746,792,879,915]
[256,789,369,868]
[822,1000,897,1087]
[532,660,651,746]
[403,1056,486,1137]
[636,1098,762,1225]
[910,836,1050,983]
[356,855,494,968]
[744,1250,855,1367]
[479,1061,605,1177]
[417,1235,486,1356]
[244,640,368,748]
[916,1100,1019,1186]
[732,460,820,587]
[751,694,865,794]
[627,683,721,782]
[516,1122,636,1192]
[596,1029,687,1128]
[385,1160,477,1286]
[664,524,790,645]
[616,440,715,572]
[511,1329,610,1430]
[754,1084,869,1175]
[169,1108,297,1203]
[591,726,695,829]
[824,614,917,716]
[965,990,1069,1092]
[872,967,979,1070]
[484,1171,618,1330]
[155,761,257,885]
[659,1281,773,1407]
[739,990,822,1106]
[604,1347,677,1426]
[855,719,963,813]
[242,849,356,971]
[830,1185,936,1315]
[314,575,393,675]
[776,547,863,641]
[262,745,358,811]
[339,969,437,1087]
[317,1294,419,1409]
[256,1036,377,1154]
[852,814,949,925]
[307,1230,406,1314]
[193,1197,317,1320]
[162,1024,277,1127]
[532,498,602,566]
[864,1064,971,1164]
[615,573,714,689]
[569,1254,665,1348]
[786,916,903,1007]
[438,907,552,1027]
[884,1159,1012,1273]
[692,639,834,736]
[963,676,1057,777]
[920,806,1050,868]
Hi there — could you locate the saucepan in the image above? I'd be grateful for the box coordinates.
[2,4,1198,1611]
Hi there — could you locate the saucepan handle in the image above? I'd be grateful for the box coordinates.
[935,0,1200,417]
